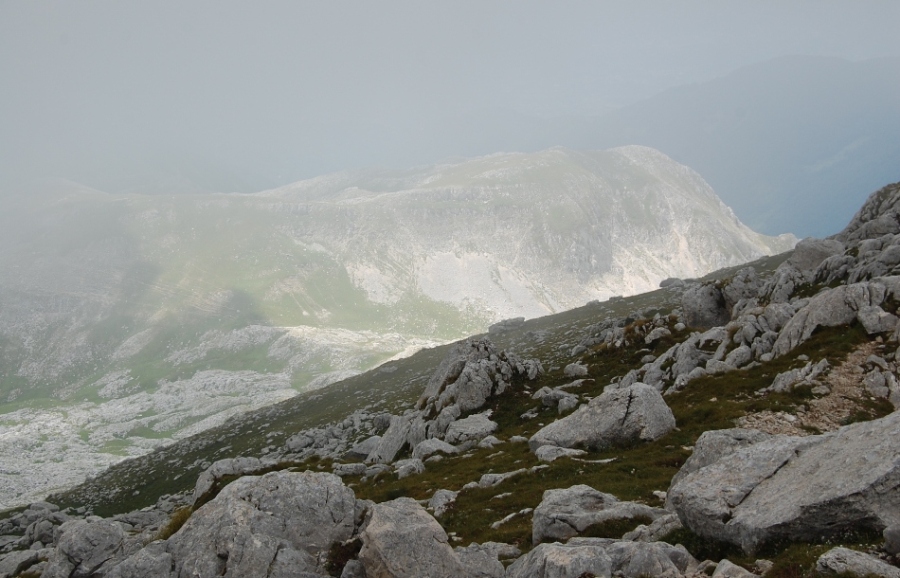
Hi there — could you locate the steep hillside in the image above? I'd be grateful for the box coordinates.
[3,182,896,578]
[0,147,792,508]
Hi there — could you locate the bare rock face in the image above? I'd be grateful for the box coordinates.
[166,471,358,578]
[834,182,900,244]
[106,543,175,578]
[668,412,900,554]
[505,541,613,578]
[816,547,900,578]
[357,497,467,578]
[529,384,675,452]
[667,428,773,494]
[682,284,730,328]
[41,519,132,578]
[532,485,669,545]
[507,539,697,578]
[772,278,900,357]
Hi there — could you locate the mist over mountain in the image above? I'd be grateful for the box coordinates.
[0,146,792,507]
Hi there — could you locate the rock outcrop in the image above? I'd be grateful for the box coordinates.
[532,485,669,544]
[669,412,900,553]
[529,384,675,451]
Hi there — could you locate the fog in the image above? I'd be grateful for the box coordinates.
[2,1,899,235]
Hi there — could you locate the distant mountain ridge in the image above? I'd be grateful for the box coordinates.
[0,145,793,507]
[262,145,794,319]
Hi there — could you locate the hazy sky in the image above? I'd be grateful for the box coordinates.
[2,1,899,197]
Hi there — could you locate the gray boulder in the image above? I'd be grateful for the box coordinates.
[358,497,466,578]
[885,524,900,555]
[0,550,40,578]
[787,238,845,275]
[622,513,683,543]
[428,490,458,517]
[858,305,900,335]
[563,363,589,377]
[106,543,175,578]
[532,485,669,545]
[366,414,412,464]
[683,284,729,328]
[529,384,675,452]
[167,471,358,577]
[444,413,497,445]
[41,519,130,578]
[191,456,269,505]
[411,438,458,460]
[347,435,381,460]
[668,412,900,553]
[505,541,613,578]
[598,539,698,578]
[772,278,900,356]
[454,542,511,578]
[393,458,425,479]
[668,428,772,493]
[534,446,587,463]
[816,547,900,578]
[712,559,759,578]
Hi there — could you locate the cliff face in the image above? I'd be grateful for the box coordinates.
[265,145,794,319]
[0,146,792,508]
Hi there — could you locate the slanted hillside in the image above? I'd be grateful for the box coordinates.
[3,182,896,578]
[0,146,792,508]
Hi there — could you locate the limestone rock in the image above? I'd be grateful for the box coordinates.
[622,513,683,543]
[106,543,175,578]
[712,559,759,578]
[532,485,669,545]
[683,284,729,328]
[668,428,772,493]
[564,363,589,377]
[454,542,509,578]
[167,471,358,577]
[444,413,497,445]
[411,438,459,460]
[428,490,458,517]
[0,550,40,578]
[393,458,425,479]
[816,547,900,578]
[358,498,466,578]
[668,412,900,553]
[786,238,845,275]
[505,541,613,578]
[599,539,698,578]
[366,414,412,464]
[347,435,382,460]
[534,446,587,463]
[529,384,675,452]
[41,519,130,578]
[772,280,899,357]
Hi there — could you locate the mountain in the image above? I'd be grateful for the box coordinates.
[4,181,897,578]
[0,146,792,507]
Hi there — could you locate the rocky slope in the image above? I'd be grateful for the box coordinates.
[2,182,897,578]
[0,147,792,508]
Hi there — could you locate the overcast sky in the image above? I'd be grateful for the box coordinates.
[2,1,899,196]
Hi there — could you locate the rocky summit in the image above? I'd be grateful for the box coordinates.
[0,146,793,509]
[6,183,900,577]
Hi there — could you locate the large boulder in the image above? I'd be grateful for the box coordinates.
[106,543,175,578]
[816,547,900,578]
[771,279,900,357]
[668,412,900,553]
[786,238,845,275]
[507,539,697,578]
[366,414,413,464]
[505,541,613,578]
[667,428,773,494]
[41,519,131,578]
[834,182,900,244]
[683,284,730,328]
[357,497,466,578]
[166,471,358,577]
[444,413,497,445]
[529,384,675,452]
[532,485,668,545]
